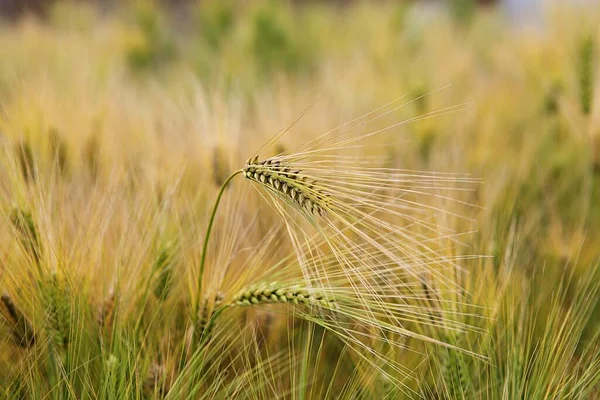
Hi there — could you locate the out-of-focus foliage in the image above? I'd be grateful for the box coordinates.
[0,0,599,398]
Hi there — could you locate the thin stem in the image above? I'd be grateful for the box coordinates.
[195,170,243,317]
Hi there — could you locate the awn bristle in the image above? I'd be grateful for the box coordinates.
[244,156,328,216]
[231,282,335,308]
[0,293,36,348]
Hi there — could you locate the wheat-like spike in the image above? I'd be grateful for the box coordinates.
[98,287,116,330]
[14,140,35,182]
[0,293,35,348]
[142,362,171,398]
[48,128,69,175]
[152,244,173,301]
[193,292,224,346]
[10,208,42,266]
[243,156,329,216]
[231,282,335,309]
[44,273,71,347]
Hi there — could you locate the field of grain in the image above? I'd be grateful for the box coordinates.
[0,1,599,399]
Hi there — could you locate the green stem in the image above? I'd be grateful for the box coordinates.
[195,170,243,317]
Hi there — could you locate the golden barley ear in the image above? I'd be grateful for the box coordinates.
[98,287,116,331]
[14,140,35,182]
[48,127,69,176]
[243,157,329,216]
[10,208,42,266]
[0,293,36,348]
[143,362,171,399]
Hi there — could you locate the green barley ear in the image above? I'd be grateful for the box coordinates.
[44,273,71,348]
[14,140,35,182]
[10,208,42,266]
[152,243,174,301]
[231,282,335,309]
[442,334,473,399]
[189,292,224,352]
[579,33,595,116]
[198,292,223,338]
[103,354,119,395]
[243,157,329,217]
[48,127,68,176]
[0,293,35,348]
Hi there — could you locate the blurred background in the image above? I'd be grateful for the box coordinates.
[0,0,598,280]
[0,0,599,398]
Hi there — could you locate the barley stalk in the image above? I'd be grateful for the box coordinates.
[0,293,35,348]
[243,156,329,216]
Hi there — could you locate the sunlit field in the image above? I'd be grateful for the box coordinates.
[0,1,599,398]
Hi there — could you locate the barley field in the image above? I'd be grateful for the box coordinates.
[0,1,599,399]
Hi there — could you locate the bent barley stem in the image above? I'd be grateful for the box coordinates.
[196,170,243,317]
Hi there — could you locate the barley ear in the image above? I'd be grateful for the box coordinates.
[14,140,35,182]
[48,127,69,176]
[44,273,71,348]
[190,292,224,350]
[243,157,329,216]
[231,282,335,309]
[0,293,35,348]
[10,208,42,267]
[152,243,173,301]
[98,287,116,331]
[143,362,171,398]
